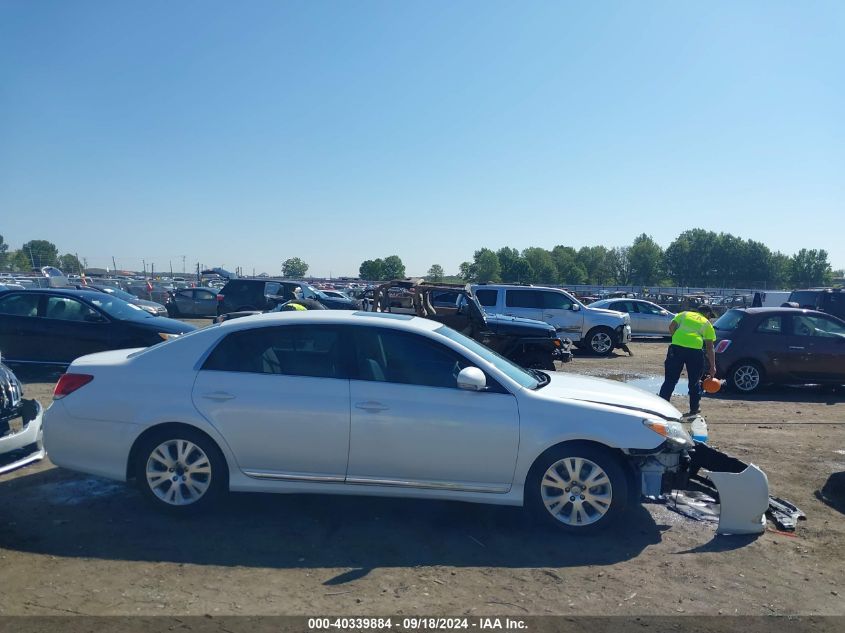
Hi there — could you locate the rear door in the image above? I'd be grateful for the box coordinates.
[192,324,351,480]
[0,292,43,362]
[540,290,583,339]
[785,314,845,380]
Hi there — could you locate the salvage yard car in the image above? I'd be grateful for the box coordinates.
[43,311,768,535]
[0,357,44,475]
[714,307,845,393]
[370,280,570,369]
[472,284,632,356]
[0,288,196,368]
[588,298,675,337]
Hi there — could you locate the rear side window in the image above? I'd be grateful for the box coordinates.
[0,293,39,317]
[475,289,497,307]
[505,290,541,309]
[713,310,745,331]
[792,315,845,338]
[203,325,344,378]
[755,316,783,334]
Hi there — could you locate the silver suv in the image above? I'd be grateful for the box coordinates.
[472,284,632,356]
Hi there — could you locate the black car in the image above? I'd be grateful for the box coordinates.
[787,288,845,320]
[216,278,359,316]
[0,289,196,368]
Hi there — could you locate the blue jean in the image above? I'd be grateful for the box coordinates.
[659,344,705,411]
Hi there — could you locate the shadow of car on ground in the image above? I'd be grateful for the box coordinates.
[1,467,668,582]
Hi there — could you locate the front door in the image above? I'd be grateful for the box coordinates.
[174,290,196,315]
[192,289,219,316]
[346,326,520,492]
[539,290,583,340]
[40,295,114,364]
[192,324,351,480]
[785,314,845,381]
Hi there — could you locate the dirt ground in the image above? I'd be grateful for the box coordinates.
[1,331,843,617]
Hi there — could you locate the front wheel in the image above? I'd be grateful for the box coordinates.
[729,361,764,394]
[526,444,628,533]
[585,327,615,356]
[135,428,226,513]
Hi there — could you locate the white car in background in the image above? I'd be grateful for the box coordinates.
[588,298,676,337]
[43,311,767,534]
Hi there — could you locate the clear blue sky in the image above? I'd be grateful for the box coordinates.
[1,0,843,277]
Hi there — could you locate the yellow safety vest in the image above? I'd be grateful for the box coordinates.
[671,311,716,349]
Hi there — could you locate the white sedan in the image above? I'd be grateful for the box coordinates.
[43,311,768,534]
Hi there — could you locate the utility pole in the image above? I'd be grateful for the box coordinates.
[112,256,117,274]
[182,255,186,274]
[170,260,173,276]
[75,252,82,275]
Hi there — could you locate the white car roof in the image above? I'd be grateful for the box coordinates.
[220,310,441,333]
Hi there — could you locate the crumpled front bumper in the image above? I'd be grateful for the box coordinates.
[640,442,769,535]
[0,399,45,475]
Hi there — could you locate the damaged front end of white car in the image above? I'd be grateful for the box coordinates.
[632,419,769,535]
[0,357,45,476]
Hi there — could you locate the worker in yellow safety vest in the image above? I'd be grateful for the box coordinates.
[658,307,717,416]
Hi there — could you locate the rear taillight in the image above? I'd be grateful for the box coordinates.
[715,340,732,354]
[216,294,224,302]
[53,374,94,400]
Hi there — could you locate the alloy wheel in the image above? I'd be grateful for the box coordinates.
[590,332,613,355]
[540,457,613,526]
[145,439,212,506]
[733,365,761,392]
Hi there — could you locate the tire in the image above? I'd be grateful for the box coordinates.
[526,443,628,534]
[728,361,764,394]
[527,350,556,371]
[134,427,227,514]
[585,327,615,356]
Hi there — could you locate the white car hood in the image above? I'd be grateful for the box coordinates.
[534,372,681,420]
[587,307,631,323]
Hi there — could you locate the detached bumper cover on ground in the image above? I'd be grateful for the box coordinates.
[675,442,769,535]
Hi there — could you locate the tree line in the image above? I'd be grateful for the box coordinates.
[449,230,837,288]
[0,236,83,274]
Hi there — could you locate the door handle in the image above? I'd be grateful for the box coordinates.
[355,401,389,412]
[202,391,236,401]
[788,346,805,350]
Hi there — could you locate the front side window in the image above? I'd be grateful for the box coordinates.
[352,327,467,389]
[609,301,630,313]
[0,293,39,317]
[475,289,497,307]
[542,291,574,310]
[755,316,783,334]
[792,315,845,338]
[505,290,541,309]
[45,296,101,322]
[638,302,665,315]
[204,325,344,378]
[714,309,746,331]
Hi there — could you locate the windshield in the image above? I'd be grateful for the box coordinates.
[713,309,745,331]
[87,294,155,321]
[434,325,539,389]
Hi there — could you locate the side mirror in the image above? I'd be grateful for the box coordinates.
[572,303,581,311]
[457,367,487,391]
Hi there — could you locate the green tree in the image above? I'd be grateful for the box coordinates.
[790,249,832,287]
[381,255,406,280]
[628,233,664,285]
[576,245,613,284]
[427,264,445,282]
[281,257,309,278]
[359,259,384,281]
[458,261,474,281]
[607,246,632,285]
[0,234,8,269]
[549,246,585,285]
[6,250,31,272]
[58,253,83,274]
[496,247,532,283]
[21,239,59,268]
[665,229,719,286]
[472,248,501,283]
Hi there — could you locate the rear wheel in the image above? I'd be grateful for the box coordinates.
[526,444,628,533]
[585,327,615,356]
[135,428,226,513]
[729,361,764,394]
